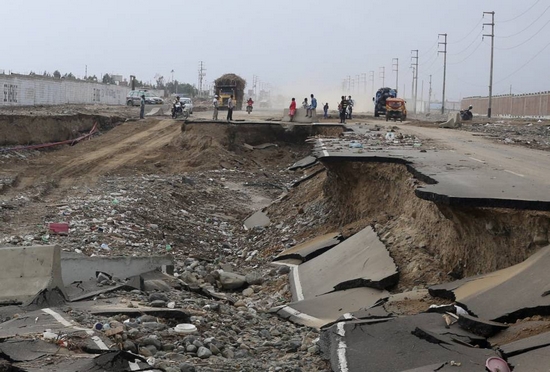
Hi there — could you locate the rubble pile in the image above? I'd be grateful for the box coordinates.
[460,120,550,151]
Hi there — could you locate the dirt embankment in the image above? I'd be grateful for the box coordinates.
[267,160,550,291]
[0,113,125,146]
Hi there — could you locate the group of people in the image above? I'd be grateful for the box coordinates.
[338,95,354,123]
[288,94,353,122]
[289,94,328,122]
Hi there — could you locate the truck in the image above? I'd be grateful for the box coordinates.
[214,73,246,110]
[373,87,397,117]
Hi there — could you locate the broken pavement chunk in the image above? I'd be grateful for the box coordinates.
[273,232,343,263]
[296,227,398,300]
[429,246,550,322]
[243,210,270,229]
[458,313,509,337]
[288,155,317,170]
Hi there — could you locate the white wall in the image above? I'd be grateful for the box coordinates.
[0,74,133,106]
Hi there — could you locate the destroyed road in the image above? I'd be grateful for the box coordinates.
[1,106,550,371]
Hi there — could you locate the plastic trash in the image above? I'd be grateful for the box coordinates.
[349,142,363,148]
[385,132,395,141]
[165,244,172,251]
[93,322,103,330]
[43,330,58,340]
[174,323,197,334]
[100,243,110,251]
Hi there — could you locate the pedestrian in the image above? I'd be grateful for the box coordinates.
[307,94,317,118]
[212,95,219,120]
[302,97,308,109]
[289,98,297,122]
[227,94,234,122]
[339,96,348,124]
[139,94,145,119]
[323,102,329,119]
[347,95,354,119]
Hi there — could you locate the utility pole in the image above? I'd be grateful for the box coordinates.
[483,11,495,118]
[392,58,399,92]
[198,61,206,97]
[428,75,432,113]
[252,75,259,98]
[347,75,351,92]
[379,67,385,87]
[411,50,419,114]
[411,68,415,102]
[438,34,448,114]
[356,74,360,93]
[361,73,367,93]
[369,71,375,97]
[420,80,424,113]
[85,65,87,79]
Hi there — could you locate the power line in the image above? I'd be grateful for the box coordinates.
[500,0,541,23]
[497,4,550,38]
[449,40,485,65]
[495,18,550,50]
[449,29,483,56]
[419,40,438,58]
[452,18,483,44]
[495,38,550,84]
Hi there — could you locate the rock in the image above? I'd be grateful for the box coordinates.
[277,266,291,275]
[259,329,272,339]
[219,271,247,290]
[149,300,167,308]
[186,345,197,353]
[242,288,254,297]
[148,293,169,302]
[127,328,141,339]
[287,339,302,352]
[234,349,250,359]
[164,352,187,362]
[123,340,137,353]
[145,345,158,355]
[144,279,172,292]
[197,346,212,359]
[179,362,197,372]
[222,348,235,359]
[139,346,153,357]
[308,345,319,354]
[142,337,162,350]
[209,343,220,355]
[141,322,168,331]
[165,367,180,372]
[192,340,204,348]
[140,315,157,323]
[234,300,246,307]
[245,272,264,285]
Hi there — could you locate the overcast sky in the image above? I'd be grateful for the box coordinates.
[1,0,548,104]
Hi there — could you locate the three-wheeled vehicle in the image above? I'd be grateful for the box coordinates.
[385,98,407,122]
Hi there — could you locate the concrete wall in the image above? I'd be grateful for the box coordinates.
[462,92,550,117]
[0,74,163,106]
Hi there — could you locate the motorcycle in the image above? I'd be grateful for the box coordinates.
[171,102,189,119]
[246,104,253,114]
[460,105,473,121]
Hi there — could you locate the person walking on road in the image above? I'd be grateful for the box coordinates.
[227,95,234,122]
[302,97,308,109]
[213,95,219,120]
[139,94,146,119]
[307,94,317,118]
[289,98,297,122]
[347,95,354,120]
[339,96,348,124]
[323,102,329,119]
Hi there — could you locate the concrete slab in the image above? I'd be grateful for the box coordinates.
[319,313,498,372]
[315,138,550,211]
[243,210,270,229]
[500,330,550,357]
[274,232,342,263]
[282,108,317,123]
[296,227,398,300]
[507,344,550,372]
[429,246,550,322]
[0,339,60,362]
[0,245,66,305]
[60,253,174,286]
[288,155,318,170]
[273,287,389,328]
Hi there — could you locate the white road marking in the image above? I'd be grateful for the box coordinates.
[469,157,485,163]
[336,322,349,372]
[280,306,322,325]
[504,169,525,177]
[91,336,109,350]
[342,313,353,320]
[271,262,304,301]
[42,308,71,327]
[322,150,329,157]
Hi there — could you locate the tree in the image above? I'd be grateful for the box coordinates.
[29,71,36,76]
[53,70,61,79]
[86,75,98,82]
[102,73,115,84]
[155,75,165,89]
[63,72,76,80]
[43,71,52,77]
[166,81,198,96]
